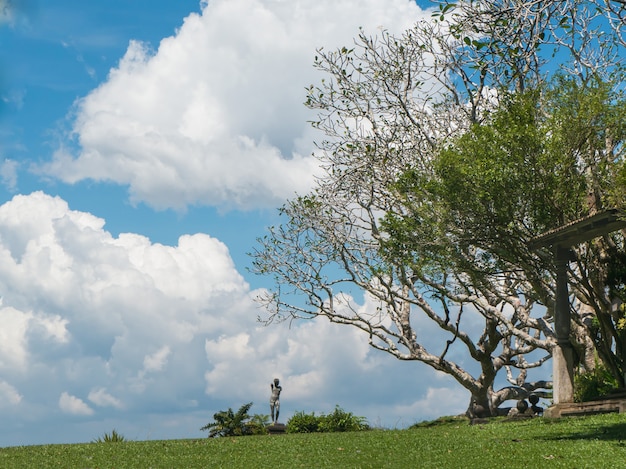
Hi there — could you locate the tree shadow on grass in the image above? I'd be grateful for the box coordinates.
[538,421,626,442]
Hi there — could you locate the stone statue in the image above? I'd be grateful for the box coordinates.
[270,378,282,424]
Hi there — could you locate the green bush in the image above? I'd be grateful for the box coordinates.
[286,410,322,433]
[574,364,619,402]
[287,406,369,433]
[200,402,269,437]
[319,406,370,432]
[247,413,271,435]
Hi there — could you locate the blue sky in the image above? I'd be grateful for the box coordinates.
[0,0,489,446]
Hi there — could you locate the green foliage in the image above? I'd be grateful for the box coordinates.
[200,402,268,438]
[432,81,595,240]
[247,413,271,435]
[391,75,626,263]
[286,410,321,433]
[92,429,126,443]
[287,406,369,433]
[385,77,625,278]
[605,250,626,302]
[574,365,619,403]
[385,75,626,388]
[318,406,370,432]
[3,414,626,468]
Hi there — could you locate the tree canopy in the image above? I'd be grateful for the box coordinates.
[252,0,626,416]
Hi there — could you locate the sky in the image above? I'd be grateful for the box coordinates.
[0,0,505,446]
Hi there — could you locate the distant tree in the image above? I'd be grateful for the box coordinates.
[252,0,626,416]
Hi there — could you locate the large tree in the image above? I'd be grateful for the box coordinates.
[252,0,626,416]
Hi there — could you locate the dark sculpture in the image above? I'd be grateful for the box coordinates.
[529,393,543,415]
[270,378,282,424]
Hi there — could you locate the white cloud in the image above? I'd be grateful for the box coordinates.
[41,0,430,210]
[88,388,124,409]
[0,307,30,369]
[142,346,171,373]
[0,159,18,191]
[0,191,251,412]
[0,380,22,406]
[394,387,469,421]
[0,191,474,444]
[59,392,94,416]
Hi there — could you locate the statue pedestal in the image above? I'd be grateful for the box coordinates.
[267,423,286,434]
[545,397,626,418]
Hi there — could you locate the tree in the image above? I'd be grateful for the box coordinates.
[252,0,626,416]
[391,74,626,383]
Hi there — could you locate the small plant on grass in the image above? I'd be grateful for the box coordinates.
[200,402,268,437]
[92,429,126,443]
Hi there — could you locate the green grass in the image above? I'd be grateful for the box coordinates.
[1,414,626,468]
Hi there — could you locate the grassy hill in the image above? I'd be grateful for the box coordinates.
[1,413,625,468]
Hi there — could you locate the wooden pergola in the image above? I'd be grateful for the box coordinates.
[528,209,626,405]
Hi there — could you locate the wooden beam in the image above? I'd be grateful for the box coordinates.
[528,209,626,251]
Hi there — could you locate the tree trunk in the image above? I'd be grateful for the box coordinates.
[466,387,496,419]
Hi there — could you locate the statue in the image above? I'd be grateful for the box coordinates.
[270,378,282,424]
[529,393,543,415]
[507,399,533,419]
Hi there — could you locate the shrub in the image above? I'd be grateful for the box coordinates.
[247,413,271,435]
[319,406,369,432]
[200,402,269,437]
[286,410,322,433]
[574,364,619,402]
[287,406,369,433]
[92,429,126,443]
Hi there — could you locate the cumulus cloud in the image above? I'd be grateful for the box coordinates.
[0,191,469,444]
[59,392,94,416]
[0,307,30,369]
[394,387,468,420]
[143,346,171,373]
[0,191,253,426]
[0,380,22,406]
[40,0,429,210]
[88,388,123,409]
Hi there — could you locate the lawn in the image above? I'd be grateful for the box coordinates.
[1,413,625,468]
